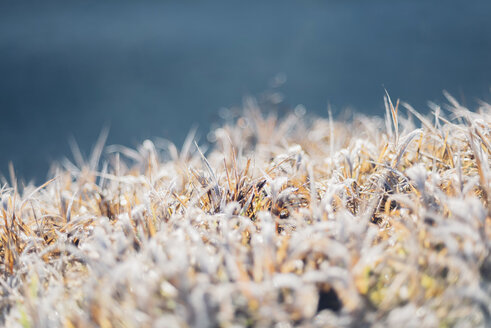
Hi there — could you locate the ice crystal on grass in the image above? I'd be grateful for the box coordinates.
[1,94,490,327]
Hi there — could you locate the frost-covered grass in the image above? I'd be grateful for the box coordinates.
[1,93,490,327]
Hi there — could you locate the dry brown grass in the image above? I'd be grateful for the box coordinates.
[1,94,490,327]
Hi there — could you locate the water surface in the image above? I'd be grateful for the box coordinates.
[1,0,490,182]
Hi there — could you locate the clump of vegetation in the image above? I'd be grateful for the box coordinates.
[1,93,490,327]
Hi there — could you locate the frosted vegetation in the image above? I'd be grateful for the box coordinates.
[1,93,490,327]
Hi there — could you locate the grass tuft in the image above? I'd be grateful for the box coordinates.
[1,94,490,327]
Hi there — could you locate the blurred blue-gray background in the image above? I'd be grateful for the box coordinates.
[1,0,490,183]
